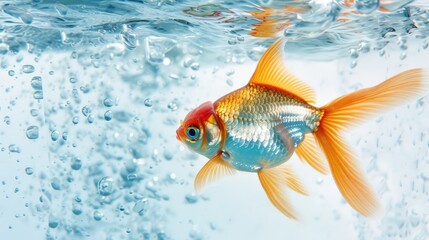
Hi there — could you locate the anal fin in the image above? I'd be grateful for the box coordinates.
[258,164,307,220]
[194,154,235,192]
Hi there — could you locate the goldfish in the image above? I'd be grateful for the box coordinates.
[176,38,427,219]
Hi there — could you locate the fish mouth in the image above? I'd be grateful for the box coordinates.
[176,127,182,141]
[176,120,184,141]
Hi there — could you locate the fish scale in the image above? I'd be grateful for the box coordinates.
[213,84,323,171]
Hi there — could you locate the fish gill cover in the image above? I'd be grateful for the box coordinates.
[0,0,428,239]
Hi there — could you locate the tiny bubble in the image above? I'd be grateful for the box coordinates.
[93,211,103,221]
[25,167,34,175]
[104,110,113,121]
[72,116,79,124]
[103,98,113,107]
[26,126,39,139]
[98,177,114,196]
[144,98,153,107]
[69,77,78,84]
[185,193,198,204]
[9,144,21,153]
[22,65,35,74]
[87,115,94,124]
[167,101,178,111]
[82,106,91,117]
[190,62,200,71]
[51,130,59,141]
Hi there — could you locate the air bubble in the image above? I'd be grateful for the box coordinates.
[69,77,78,84]
[4,116,11,125]
[72,205,82,215]
[9,144,21,153]
[103,98,113,107]
[51,130,59,141]
[48,219,58,228]
[26,126,39,139]
[22,65,35,74]
[62,132,68,141]
[358,41,370,53]
[98,177,114,196]
[144,98,153,107]
[30,109,39,117]
[87,115,94,124]
[104,110,113,121]
[51,178,61,190]
[93,211,103,221]
[72,116,79,124]
[8,70,15,76]
[33,91,43,100]
[81,106,91,116]
[190,62,200,71]
[167,101,178,111]
[127,174,137,181]
[185,193,198,204]
[25,167,34,175]
[133,198,148,215]
[71,157,82,170]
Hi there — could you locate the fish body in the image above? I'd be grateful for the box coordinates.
[214,84,322,172]
[176,38,427,219]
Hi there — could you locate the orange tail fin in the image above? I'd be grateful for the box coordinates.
[313,68,427,216]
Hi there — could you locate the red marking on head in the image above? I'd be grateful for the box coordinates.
[184,101,214,124]
[176,101,215,142]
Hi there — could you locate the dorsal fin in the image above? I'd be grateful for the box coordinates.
[249,39,316,104]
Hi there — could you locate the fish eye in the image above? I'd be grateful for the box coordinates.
[186,126,200,141]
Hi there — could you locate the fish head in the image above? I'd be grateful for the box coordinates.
[176,101,223,158]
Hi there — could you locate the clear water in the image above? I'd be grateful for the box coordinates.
[1,0,429,239]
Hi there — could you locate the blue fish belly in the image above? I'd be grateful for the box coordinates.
[222,124,308,172]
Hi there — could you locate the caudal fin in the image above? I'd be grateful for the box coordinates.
[314,68,427,216]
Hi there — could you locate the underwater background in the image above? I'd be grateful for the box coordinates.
[1,0,429,239]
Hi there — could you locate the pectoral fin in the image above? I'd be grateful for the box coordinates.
[258,164,307,220]
[194,154,236,192]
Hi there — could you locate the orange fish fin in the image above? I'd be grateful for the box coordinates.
[249,39,316,104]
[280,164,308,196]
[194,154,235,192]
[314,128,380,217]
[314,68,428,216]
[258,165,306,219]
[295,134,329,175]
[322,68,428,130]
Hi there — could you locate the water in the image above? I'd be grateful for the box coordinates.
[1,0,429,239]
